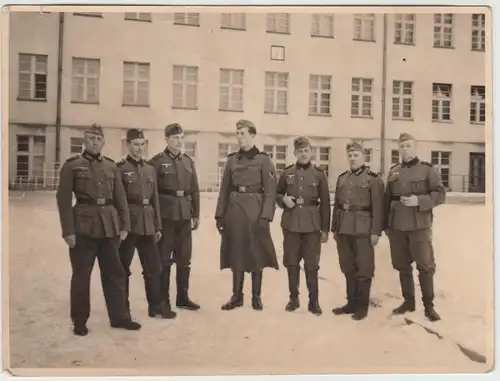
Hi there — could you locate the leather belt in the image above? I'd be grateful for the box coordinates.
[159,189,190,197]
[391,196,401,201]
[336,203,371,212]
[293,197,319,206]
[77,197,113,206]
[127,198,151,206]
[233,185,263,194]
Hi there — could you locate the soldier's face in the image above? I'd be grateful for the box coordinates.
[236,128,254,148]
[295,146,312,163]
[128,138,146,158]
[166,133,185,152]
[399,140,417,161]
[84,133,105,155]
[347,150,364,170]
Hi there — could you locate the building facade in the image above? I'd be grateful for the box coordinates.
[8,10,487,192]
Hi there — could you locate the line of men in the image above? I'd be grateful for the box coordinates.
[56,119,445,337]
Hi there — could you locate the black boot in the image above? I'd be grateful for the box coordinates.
[221,271,244,310]
[110,319,142,330]
[176,267,200,310]
[73,323,89,336]
[332,277,358,315]
[419,273,441,322]
[305,270,322,316]
[392,272,416,315]
[158,266,177,318]
[352,279,372,321]
[124,276,131,317]
[251,271,263,310]
[285,267,300,312]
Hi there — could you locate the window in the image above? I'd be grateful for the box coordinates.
[309,75,332,116]
[351,78,373,117]
[70,137,84,154]
[73,12,102,17]
[124,12,151,22]
[392,80,413,119]
[217,143,239,185]
[311,14,334,37]
[364,148,372,164]
[174,13,200,26]
[433,13,453,48]
[221,13,246,30]
[123,62,150,106]
[263,145,287,175]
[16,135,46,183]
[394,14,415,44]
[471,14,485,51]
[184,141,197,160]
[391,149,400,165]
[431,151,451,189]
[354,14,375,41]
[219,69,244,112]
[18,54,47,101]
[121,138,149,158]
[172,65,198,109]
[311,146,330,178]
[267,13,290,34]
[71,58,100,103]
[432,83,452,121]
[470,85,486,124]
[265,72,289,114]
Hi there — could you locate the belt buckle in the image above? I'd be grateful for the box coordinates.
[97,197,106,205]
[176,190,185,197]
[142,198,150,205]
[343,202,350,211]
[296,197,304,205]
[238,186,247,193]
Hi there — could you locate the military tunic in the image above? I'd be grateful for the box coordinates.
[331,165,384,280]
[276,162,331,270]
[56,151,130,326]
[215,146,279,272]
[117,156,163,311]
[384,158,446,275]
[148,148,200,268]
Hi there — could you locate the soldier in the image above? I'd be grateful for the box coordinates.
[148,123,201,312]
[215,119,279,311]
[56,124,141,336]
[276,136,331,316]
[117,128,176,320]
[331,141,385,321]
[384,133,445,322]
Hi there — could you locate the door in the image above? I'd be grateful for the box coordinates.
[469,152,485,193]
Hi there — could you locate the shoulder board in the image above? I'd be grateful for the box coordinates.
[103,156,115,163]
[314,165,324,172]
[65,154,80,163]
[116,158,126,166]
[284,164,294,170]
[339,170,348,177]
[150,152,164,162]
[256,151,269,157]
[420,161,433,167]
[227,152,237,157]
[367,169,379,177]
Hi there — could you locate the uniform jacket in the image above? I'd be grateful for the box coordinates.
[276,161,331,233]
[331,165,385,236]
[215,146,277,222]
[384,157,446,231]
[117,155,162,236]
[148,148,200,221]
[56,151,130,239]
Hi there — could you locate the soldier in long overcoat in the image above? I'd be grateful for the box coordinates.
[331,141,385,321]
[384,133,446,322]
[117,128,176,319]
[215,119,279,311]
[276,136,331,316]
[56,124,141,336]
[148,123,201,312]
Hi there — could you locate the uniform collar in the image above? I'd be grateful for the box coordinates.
[237,145,260,159]
[350,165,366,176]
[126,155,144,166]
[165,148,182,160]
[296,161,312,170]
[402,157,420,168]
[82,150,102,162]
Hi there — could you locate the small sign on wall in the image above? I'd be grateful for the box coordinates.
[270,45,285,61]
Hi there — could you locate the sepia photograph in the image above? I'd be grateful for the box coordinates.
[2,4,494,377]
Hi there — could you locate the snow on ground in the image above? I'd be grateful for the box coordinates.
[6,191,494,375]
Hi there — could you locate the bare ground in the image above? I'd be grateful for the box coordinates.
[6,191,494,375]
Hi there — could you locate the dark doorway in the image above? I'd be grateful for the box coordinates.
[469,152,485,193]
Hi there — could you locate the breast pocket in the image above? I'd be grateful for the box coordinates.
[410,176,427,194]
[356,183,371,203]
[74,170,93,193]
[106,172,115,195]
[159,166,176,187]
